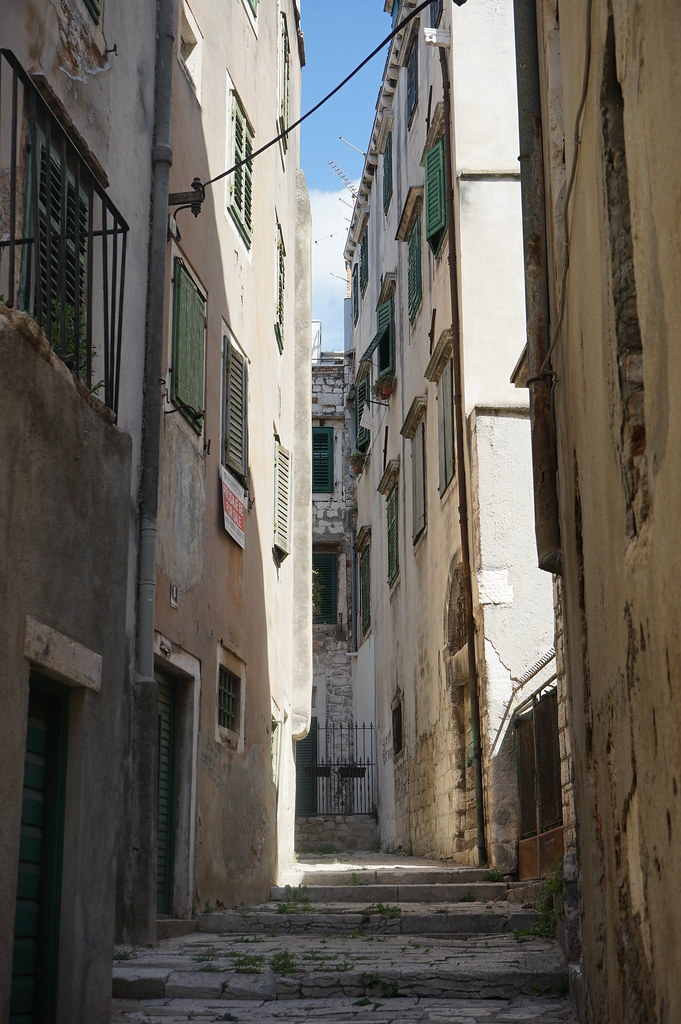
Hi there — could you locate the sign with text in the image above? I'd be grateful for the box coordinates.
[220,466,245,548]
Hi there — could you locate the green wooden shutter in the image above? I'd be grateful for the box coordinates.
[360,546,371,634]
[312,427,334,492]
[376,297,395,374]
[352,264,359,324]
[406,37,418,121]
[295,718,318,816]
[387,484,399,584]
[275,224,285,351]
[412,423,426,540]
[274,442,291,557]
[438,358,455,493]
[172,258,205,431]
[355,377,370,452]
[383,131,393,213]
[359,229,368,294]
[407,216,422,321]
[83,0,100,23]
[230,97,254,247]
[156,676,176,917]
[247,0,258,13]
[223,339,248,480]
[312,552,338,623]
[425,138,447,253]
[279,14,291,146]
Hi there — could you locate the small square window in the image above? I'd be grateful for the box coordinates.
[218,666,241,733]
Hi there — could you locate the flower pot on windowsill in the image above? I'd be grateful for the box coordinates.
[349,451,367,475]
[372,373,396,399]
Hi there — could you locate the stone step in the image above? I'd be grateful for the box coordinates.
[271,882,507,903]
[112,933,567,1004]
[280,867,497,886]
[198,901,538,936]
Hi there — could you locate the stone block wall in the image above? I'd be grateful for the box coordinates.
[295,815,378,853]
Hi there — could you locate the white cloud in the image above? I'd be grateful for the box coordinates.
[309,186,355,352]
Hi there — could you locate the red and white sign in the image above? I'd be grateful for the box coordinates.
[220,466,245,548]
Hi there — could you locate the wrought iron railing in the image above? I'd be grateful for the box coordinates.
[0,50,128,414]
[296,721,376,816]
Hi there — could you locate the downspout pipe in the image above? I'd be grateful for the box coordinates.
[438,43,487,867]
[130,0,176,944]
[512,0,562,574]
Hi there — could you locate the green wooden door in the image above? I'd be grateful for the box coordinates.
[295,717,318,816]
[11,677,68,1024]
[156,675,177,916]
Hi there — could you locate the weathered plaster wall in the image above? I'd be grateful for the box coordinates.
[0,310,132,1024]
[536,1,681,1019]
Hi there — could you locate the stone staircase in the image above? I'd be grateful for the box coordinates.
[111,854,577,1023]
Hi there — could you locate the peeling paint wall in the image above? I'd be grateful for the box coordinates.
[534,1,681,1019]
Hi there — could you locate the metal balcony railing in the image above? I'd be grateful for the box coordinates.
[0,50,128,414]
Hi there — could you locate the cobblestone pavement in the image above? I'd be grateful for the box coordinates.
[111,854,578,1023]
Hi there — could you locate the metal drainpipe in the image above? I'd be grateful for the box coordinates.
[350,527,358,652]
[438,46,487,867]
[512,0,562,574]
[131,0,176,944]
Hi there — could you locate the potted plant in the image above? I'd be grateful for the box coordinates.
[372,371,396,398]
[349,450,367,475]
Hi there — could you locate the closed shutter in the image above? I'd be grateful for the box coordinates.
[83,0,100,22]
[376,297,395,374]
[360,546,371,634]
[279,14,290,143]
[425,137,447,253]
[312,552,338,623]
[312,427,334,492]
[156,677,176,916]
[359,229,368,293]
[383,131,393,213]
[352,264,359,324]
[407,216,422,321]
[387,484,399,584]
[172,258,205,431]
[355,377,371,452]
[223,339,248,481]
[273,442,291,556]
[406,37,418,120]
[275,224,285,351]
[295,717,318,816]
[230,96,254,246]
[412,422,426,540]
[438,358,455,493]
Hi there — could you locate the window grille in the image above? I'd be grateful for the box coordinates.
[218,666,241,732]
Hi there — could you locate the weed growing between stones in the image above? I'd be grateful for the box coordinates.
[276,884,313,914]
[113,947,138,961]
[229,952,265,974]
[199,965,220,972]
[191,952,216,962]
[269,950,299,975]
[362,902,401,919]
[514,866,563,939]
[483,869,506,882]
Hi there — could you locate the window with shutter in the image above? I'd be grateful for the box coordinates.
[83,0,101,23]
[355,377,371,452]
[359,228,368,295]
[279,14,291,149]
[246,0,257,14]
[407,215,422,321]
[275,222,285,351]
[412,421,427,541]
[392,0,401,29]
[312,427,334,492]
[430,0,443,26]
[376,298,395,375]
[172,258,206,432]
[387,483,399,584]
[222,336,248,481]
[312,552,338,624]
[406,36,418,124]
[425,137,447,254]
[437,357,455,493]
[383,132,393,214]
[229,93,254,248]
[273,441,291,558]
[360,545,371,634]
[352,264,360,325]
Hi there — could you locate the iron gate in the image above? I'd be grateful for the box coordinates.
[295,721,376,816]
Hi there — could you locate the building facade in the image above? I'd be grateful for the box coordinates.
[513,0,681,1018]
[344,0,558,870]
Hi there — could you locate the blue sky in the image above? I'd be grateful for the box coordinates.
[300,2,393,350]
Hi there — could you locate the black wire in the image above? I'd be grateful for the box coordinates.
[204,0,434,189]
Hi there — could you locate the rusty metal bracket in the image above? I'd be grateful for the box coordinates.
[168,177,205,218]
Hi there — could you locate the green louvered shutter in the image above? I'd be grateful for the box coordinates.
[412,423,426,540]
[230,97,254,247]
[279,13,291,145]
[247,0,257,13]
[387,484,399,584]
[223,340,248,480]
[274,442,291,557]
[383,132,393,213]
[425,137,447,253]
[376,297,395,374]
[172,259,205,431]
[295,717,318,816]
[83,0,100,22]
[156,676,176,916]
[312,552,338,623]
[407,216,422,321]
[355,377,370,452]
[312,427,334,492]
[360,546,371,634]
[275,224,285,351]
[352,265,360,324]
[359,229,368,294]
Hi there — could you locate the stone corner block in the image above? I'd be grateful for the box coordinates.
[112,966,171,998]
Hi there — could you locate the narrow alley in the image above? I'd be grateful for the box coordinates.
[111,854,576,1023]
